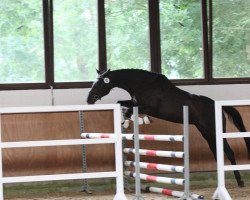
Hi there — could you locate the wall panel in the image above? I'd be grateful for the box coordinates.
[1,107,249,176]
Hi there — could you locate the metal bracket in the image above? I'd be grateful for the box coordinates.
[79,111,92,194]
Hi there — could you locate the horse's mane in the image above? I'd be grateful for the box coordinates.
[110,68,175,87]
[112,68,158,76]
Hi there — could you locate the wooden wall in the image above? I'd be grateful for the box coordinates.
[1,106,250,177]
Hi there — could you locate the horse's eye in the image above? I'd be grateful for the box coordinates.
[104,78,110,84]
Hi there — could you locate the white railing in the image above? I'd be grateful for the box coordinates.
[213,100,250,200]
[0,104,127,200]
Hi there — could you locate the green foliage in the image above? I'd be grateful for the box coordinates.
[160,0,203,79]
[0,0,249,83]
[0,0,44,83]
[213,0,250,78]
[105,0,150,70]
[53,0,98,82]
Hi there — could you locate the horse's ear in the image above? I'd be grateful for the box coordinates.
[96,69,101,75]
[97,68,110,76]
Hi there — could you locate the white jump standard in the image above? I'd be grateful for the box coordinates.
[0,104,127,200]
[213,100,250,200]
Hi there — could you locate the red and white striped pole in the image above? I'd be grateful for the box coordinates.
[124,161,184,173]
[81,133,184,142]
[124,171,184,185]
[123,148,184,158]
[142,186,204,199]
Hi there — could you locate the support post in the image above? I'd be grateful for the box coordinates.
[212,102,232,200]
[79,111,91,194]
[181,106,203,200]
[0,114,3,200]
[113,105,127,200]
[184,106,190,199]
[133,107,144,200]
[122,128,132,192]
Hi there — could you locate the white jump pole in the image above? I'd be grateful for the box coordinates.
[124,161,184,173]
[81,133,184,142]
[133,107,144,200]
[183,105,191,199]
[123,148,184,158]
[114,105,128,200]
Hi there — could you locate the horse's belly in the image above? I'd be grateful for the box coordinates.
[154,110,184,124]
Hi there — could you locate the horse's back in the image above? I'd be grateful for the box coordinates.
[133,71,215,125]
[155,86,215,125]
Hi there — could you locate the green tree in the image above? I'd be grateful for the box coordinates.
[0,0,44,83]
[160,0,203,79]
[1,0,249,84]
[105,0,150,70]
[213,0,250,78]
[53,0,98,82]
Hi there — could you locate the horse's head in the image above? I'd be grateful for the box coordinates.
[87,69,113,104]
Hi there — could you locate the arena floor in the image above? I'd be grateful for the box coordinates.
[4,186,250,200]
[4,172,250,199]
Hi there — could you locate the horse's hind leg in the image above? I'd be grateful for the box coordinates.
[224,139,244,187]
[222,114,244,187]
[244,138,250,159]
[196,123,244,187]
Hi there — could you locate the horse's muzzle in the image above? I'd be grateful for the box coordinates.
[87,97,95,104]
[87,94,99,104]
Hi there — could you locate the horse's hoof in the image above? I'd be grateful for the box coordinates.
[123,120,130,129]
[138,117,144,125]
[238,180,244,187]
[143,116,150,124]
[130,114,144,125]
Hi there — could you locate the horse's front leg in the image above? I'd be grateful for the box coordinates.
[117,100,134,108]
[137,105,154,115]
[132,105,153,124]
[117,100,134,118]
[116,100,134,128]
[121,105,152,128]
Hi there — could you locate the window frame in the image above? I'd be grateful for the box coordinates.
[0,0,249,91]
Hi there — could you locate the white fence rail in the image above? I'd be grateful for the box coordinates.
[0,104,127,200]
[213,100,250,200]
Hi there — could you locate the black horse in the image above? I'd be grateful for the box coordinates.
[87,69,250,187]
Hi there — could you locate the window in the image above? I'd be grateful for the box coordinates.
[53,0,98,82]
[105,0,150,70]
[0,0,45,84]
[212,0,250,78]
[0,0,249,90]
[160,0,204,79]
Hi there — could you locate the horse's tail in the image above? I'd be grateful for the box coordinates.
[223,106,250,159]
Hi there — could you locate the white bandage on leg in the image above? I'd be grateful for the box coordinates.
[123,120,130,129]
[130,114,144,125]
[143,116,150,124]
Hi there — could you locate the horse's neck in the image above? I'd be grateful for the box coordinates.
[111,70,177,95]
[113,79,137,95]
[111,72,143,95]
